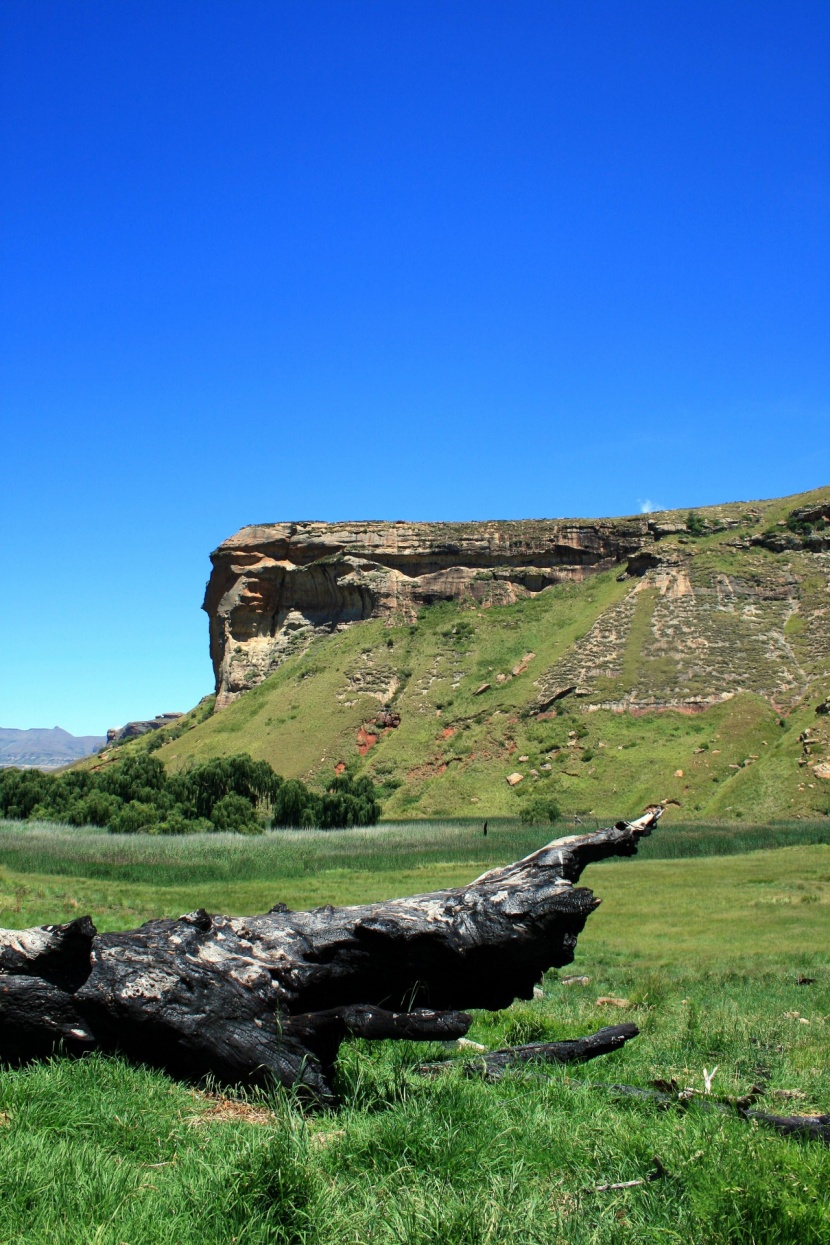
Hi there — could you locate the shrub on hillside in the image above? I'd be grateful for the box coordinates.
[518,797,562,826]
[317,775,381,829]
[153,811,214,836]
[271,773,381,830]
[109,800,161,835]
[96,753,167,803]
[63,791,122,827]
[169,756,282,820]
[271,778,319,828]
[0,768,55,820]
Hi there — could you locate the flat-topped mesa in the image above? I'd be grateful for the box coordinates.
[203,517,654,708]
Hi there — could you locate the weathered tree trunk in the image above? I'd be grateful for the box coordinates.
[0,811,659,1101]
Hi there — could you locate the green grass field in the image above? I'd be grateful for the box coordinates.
[0,820,828,1243]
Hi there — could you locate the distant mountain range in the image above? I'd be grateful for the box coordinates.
[0,727,105,770]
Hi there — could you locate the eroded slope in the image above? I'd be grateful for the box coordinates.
[152,488,830,821]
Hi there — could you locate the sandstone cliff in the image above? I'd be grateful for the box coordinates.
[203,497,829,716]
[204,516,670,708]
[156,489,830,822]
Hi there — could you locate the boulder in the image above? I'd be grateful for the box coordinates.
[107,714,182,745]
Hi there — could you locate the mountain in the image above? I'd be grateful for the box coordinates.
[120,486,830,821]
[0,727,105,770]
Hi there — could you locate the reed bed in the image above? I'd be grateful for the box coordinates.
[0,816,828,887]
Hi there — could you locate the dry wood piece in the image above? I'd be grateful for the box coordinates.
[0,810,660,1102]
[418,1024,639,1080]
[599,1082,830,1145]
[591,1155,667,1192]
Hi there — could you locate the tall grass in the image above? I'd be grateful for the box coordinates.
[0,816,828,888]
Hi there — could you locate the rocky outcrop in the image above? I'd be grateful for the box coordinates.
[106,714,183,745]
[751,530,830,554]
[750,500,830,553]
[204,518,657,707]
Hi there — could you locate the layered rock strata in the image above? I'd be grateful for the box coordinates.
[535,552,829,716]
[204,518,655,708]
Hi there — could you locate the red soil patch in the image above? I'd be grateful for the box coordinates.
[356,726,379,755]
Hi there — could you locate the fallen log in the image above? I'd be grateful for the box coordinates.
[0,810,660,1101]
[744,1109,830,1144]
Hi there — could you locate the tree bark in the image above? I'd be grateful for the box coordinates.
[0,810,659,1101]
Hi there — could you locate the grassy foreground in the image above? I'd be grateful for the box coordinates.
[0,821,828,1243]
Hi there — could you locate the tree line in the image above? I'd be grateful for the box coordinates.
[0,754,381,834]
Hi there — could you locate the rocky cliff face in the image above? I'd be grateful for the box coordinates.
[203,495,829,720]
[535,551,824,716]
[203,517,656,708]
[165,491,830,822]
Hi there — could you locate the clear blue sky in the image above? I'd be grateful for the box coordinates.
[1,1,828,735]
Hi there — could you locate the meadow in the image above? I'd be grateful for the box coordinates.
[0,817,828,1243]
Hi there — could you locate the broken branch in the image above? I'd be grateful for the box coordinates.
[418,1024,639,1080]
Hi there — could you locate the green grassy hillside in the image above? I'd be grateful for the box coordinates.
[96,487,830,823]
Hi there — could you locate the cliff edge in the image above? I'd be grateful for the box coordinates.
[203,516,658,708]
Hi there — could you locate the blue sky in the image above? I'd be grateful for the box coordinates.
[1,1,828,735]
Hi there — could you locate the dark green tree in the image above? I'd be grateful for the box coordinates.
[271,779,320,828]
[210,792,263,834]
